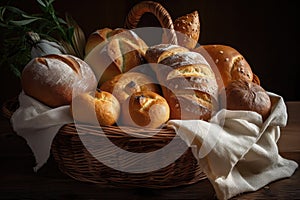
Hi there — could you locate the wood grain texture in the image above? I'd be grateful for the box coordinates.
[278,102,300,153]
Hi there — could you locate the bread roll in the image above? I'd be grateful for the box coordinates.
[100,72,160,104]
[71,90,120,126]
[121,91,170,128]
[193,45,260,91]
[84,28,112,55]
[173,11,200,49]
[145,44,219,121]
[21,54,97,107]
[84,28,148,85]
[223,79,271,120]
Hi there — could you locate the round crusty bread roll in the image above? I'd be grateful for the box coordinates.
[223,79,271,120]
[193,44,260,92]
[21,54,97,107]
[100,71,161,104]
[71,90,120,126]
[121,91,170,128]
[84,28,148,85]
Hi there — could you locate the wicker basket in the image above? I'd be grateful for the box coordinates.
[1,1,207,188]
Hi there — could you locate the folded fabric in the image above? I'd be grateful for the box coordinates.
[10,91,298,199]
[10,91,73,171]
[167,92,298,200]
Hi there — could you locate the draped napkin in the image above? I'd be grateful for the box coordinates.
[10,91,73,171]
[167,92,298,200]
[10,91,298,199]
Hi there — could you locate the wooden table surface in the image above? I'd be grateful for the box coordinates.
[0,102,299,200]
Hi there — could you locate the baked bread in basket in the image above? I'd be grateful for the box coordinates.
[2,1,273,189]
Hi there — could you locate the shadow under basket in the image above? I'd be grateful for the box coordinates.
[2,98,206,188]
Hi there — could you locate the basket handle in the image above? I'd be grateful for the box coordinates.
[124,1,178,45]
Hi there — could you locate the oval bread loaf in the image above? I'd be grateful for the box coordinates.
[145,44,219,121]
[194,44,260,91]
[21,54,97,107]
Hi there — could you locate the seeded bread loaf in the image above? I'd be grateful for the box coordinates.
[194,44,260,91]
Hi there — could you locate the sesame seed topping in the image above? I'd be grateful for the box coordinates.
[215,59,219,63]
[219,50,224,54]
[225,58,229,61]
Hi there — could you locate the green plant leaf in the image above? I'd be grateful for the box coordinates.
[2,6,26,15]
[57,17,67,25]
[0,22,10,28]
[21,13,41,19]
[0,7,6,21]
[46,0,56,8]
[36,0,47,8]
[10,64,21,78]
[10,18,40,26]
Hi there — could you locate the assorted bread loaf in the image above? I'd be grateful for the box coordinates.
[20,7,273,127]
[223,79,271,120]
[70,90,120,126]
[144,44,219,121]
[21,54,97,108]
[100,72,160,104]
[172,11,200,49]
[84,28,148,85]
[193,44,270,119]
[194,45,261,90]
[121,91,170,128]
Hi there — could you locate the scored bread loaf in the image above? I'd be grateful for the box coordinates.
[70,90,121,126]
[145,44,219,121]
[21,54,97,107]
[84,28,148,85]
[193,44,260,91]
[121,91,170,128]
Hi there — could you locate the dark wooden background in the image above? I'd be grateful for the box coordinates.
[1,0,299,105]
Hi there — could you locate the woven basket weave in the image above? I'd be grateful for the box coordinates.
[2,1,207,188]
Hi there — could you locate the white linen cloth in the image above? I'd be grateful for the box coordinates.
[10,91,73,171]
[167,92,298,200]
[11,91,298,199]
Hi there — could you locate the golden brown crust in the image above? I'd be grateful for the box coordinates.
[144,43,189,64]
[21,54,97,108]
[84,28,148,85]
[100,72,161,104]
[121,91,170,128]
[145,44,219,120]
[70,90,120,126]
[173,11,200,49]
[223,79,271,120]
[194,45,257,91]
[165,90,213,120]
[85,28,112,55]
